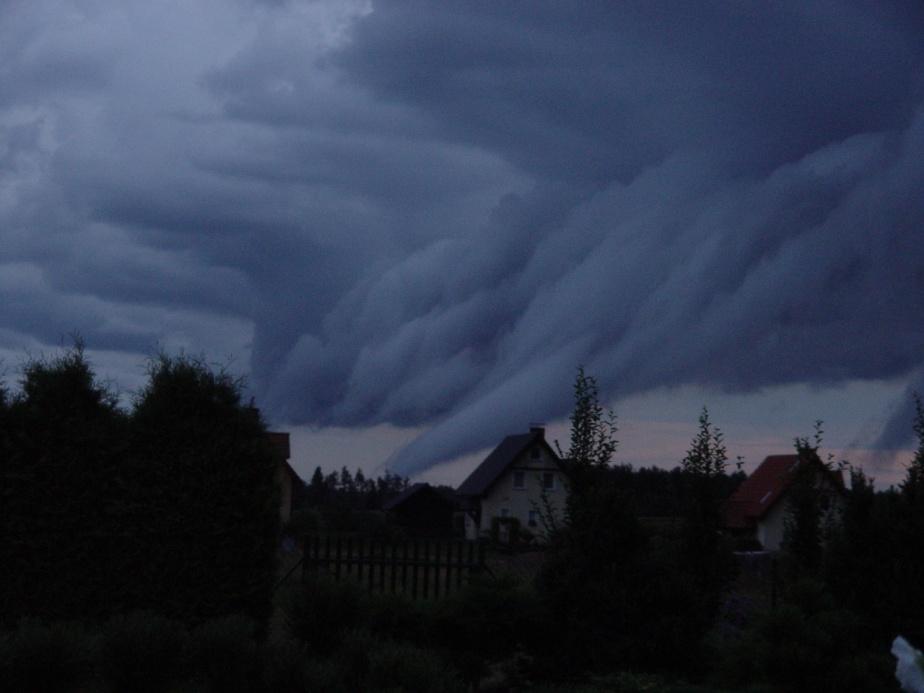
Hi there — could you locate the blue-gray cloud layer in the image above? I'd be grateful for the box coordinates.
[2,1,923,471]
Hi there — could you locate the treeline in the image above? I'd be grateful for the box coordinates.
[299,465,409,510]
[0,343,280,628]
[606,463,745,518]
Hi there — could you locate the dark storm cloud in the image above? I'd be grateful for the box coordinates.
[2,1,924,472]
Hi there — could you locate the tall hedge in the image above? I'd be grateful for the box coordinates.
[128,355,280,625]
[0,344,128,622]
[0,347,280,627]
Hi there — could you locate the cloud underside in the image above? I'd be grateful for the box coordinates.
[2,1,923,472]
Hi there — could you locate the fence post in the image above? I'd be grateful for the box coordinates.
[433,541,441,599]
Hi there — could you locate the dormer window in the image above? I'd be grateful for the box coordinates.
[513,471,525,489]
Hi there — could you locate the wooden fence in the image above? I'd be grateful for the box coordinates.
[301,535,487,600]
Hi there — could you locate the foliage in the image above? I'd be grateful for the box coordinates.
[187,614,258,693]
[0,619,97,693]
[681,407,728,480]
[428,575,543,683]
[338,629,466,693]
[99,611,188,693]
[260,638,343,693]
[280,577,364,654]
[555,367,618,517]
[677,408,737,653]
[680,406,729,533]
[128,353,281,626]
[490,515,523,546]
[298,464,408,512]
[605,464,745,518]
[1,344,282,629]
[903,393,924,502]
[782,422,838,577]
[0,342,128,622]
[717,579,895,692]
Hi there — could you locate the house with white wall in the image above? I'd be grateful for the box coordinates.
[457,426,567,540]
[724,454,845,551]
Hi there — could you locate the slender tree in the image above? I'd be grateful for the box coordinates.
[902,393,924,502]
[554,366,618,525]
[783,422,833,575]
[681,406,728,529]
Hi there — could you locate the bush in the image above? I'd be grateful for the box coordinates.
[490,516,522,547]
[0,620,97,692]
[129,354,281,628]
[429,575,543,683]
[281,577,363,654]
[332,629,465,693]
[717,579,895,692]
[99,611,187,693]
[187,614,258,693]
[260,638,343,693]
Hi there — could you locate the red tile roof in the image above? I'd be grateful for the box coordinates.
[724,454,845,529]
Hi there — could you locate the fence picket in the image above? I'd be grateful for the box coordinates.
[302,534,485,600]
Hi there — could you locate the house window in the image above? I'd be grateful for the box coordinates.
[528,510,539,528]
[500,508,509,518]
[530,446,541,459]
[542,472,556,491]
[513,471,525,489]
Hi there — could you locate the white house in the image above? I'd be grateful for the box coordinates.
[457,426,567,540]
[724,454,845,551]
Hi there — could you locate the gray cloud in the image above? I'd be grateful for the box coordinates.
[2,1,923,472]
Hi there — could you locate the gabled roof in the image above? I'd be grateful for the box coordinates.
[457,428,560,497]
[724,454,844,529]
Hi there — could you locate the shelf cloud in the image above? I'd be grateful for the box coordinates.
[2,1,923,473]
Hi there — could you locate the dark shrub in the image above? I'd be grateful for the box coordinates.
[281,577,363,654]
[429,575,543,682]
[260,639,343,693]
[717,579,895,692]
[129,354,280,628]
[0,620,97,693]
[0,344,129,623]
[364,591,426,644]
[188,614,257,693]
[100,611,186,692]
[490,517,522,547]
[333,629,465,693]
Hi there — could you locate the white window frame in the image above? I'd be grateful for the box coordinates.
[528,510,539,527]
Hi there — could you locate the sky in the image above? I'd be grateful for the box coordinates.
[2,1,923,486]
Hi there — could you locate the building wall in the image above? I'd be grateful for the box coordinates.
[756,475,845,551]
[757,500,787,551]
[478,444,566,538]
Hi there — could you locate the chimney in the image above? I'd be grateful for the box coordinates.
[529,423,546,439]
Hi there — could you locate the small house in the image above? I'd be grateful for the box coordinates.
[382,482,459,536]
[724,454,845,551]
[457,426,567,541]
